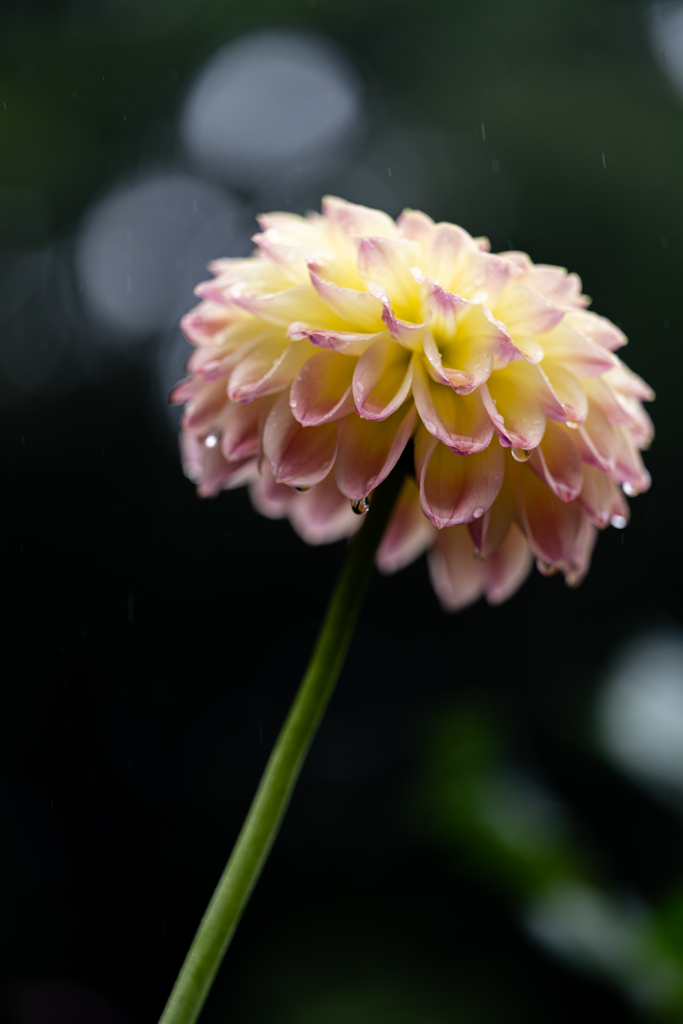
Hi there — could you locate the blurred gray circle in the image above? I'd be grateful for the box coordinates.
[76,171,248,340]
[181,31,362,190]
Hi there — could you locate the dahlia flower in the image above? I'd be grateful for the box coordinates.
[173,197,653,610]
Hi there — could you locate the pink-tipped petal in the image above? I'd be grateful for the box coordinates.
[249,464,296,519]
[579,463,630,529]
[420,437,504,529]
[483,523,534,604]
[572,403,617,474]
[380,303,430,351]
[528,420,584,502]
[197,448,258,498]
[540,321,619,377]
[263,391,338,488]
[288,471,361,545]
[566,309,626,351]
[612,426,652,494]
[335,402,415,500]
[455,249,511,304]
[422,223,476,288]
[563,514,598,587]
[289,349,356,426]
[539,364,588,424]
[322,195,397,240]
[396,208,436,245]
[227,337,313,403]
[376,474,437,573]
[468,479,515,559]
[428,525,486,612]
[219,397,266,462]
[181,380,228,437]
[514,462,582,569]
[413,357,494,453]
[353,336,414,420]
[605,362,655,402]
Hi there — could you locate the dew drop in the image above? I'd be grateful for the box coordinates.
[511,447,532,462]
[204,433,219,448]
[622,482,635,497]
[565,420,579,430]
[611,514,628,529]
[472,506,484,519]
[295,485,312,493]
[351,496,370,515]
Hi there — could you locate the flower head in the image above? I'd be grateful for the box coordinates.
[173,197,654,610]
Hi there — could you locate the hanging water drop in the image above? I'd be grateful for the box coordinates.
[611,514,628,529]
[295,485,312,493]
[351,496,370,515]
[511,447,532,462]
[204,433,219,448]
[472,506,484,519]
[622,482,635,497]
[565,420,579,430]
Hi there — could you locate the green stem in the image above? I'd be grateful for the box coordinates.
[158,470,404,1024]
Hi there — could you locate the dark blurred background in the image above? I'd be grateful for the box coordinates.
[2,0,683,1020]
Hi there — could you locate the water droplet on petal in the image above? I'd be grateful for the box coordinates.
[204,433,219,448]
[611,514,627,529]
[295,485,312,493]
[351,496,370,515]
[622,482,635,497]
[511,447,532,462]
[472,506,484,519]
[565,420,579,430]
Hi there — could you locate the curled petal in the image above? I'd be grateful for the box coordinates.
[252,231,331,286]
[353,335,414,420]
[381,303,430,351]
[617,394,655,448]
[528,421,584,502]
[287,322,379,356]
[263,391,338,488]
[481,362,547,449]
[539,361,588,424]
[420,436,505,528]
[308,267,385,330]
[358,237,422,319]
[579,463,630,529]
[227,337,314,403]
[290,350,356,426]
[256,210,328,245]
[413,358,494,453]
[423,303,505,394]
[288,471,361,545]
[513,462,582,568]
[581,376,630,425]
[456,249,510,304]
[336,403,415,501]
[376,474,437,573]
